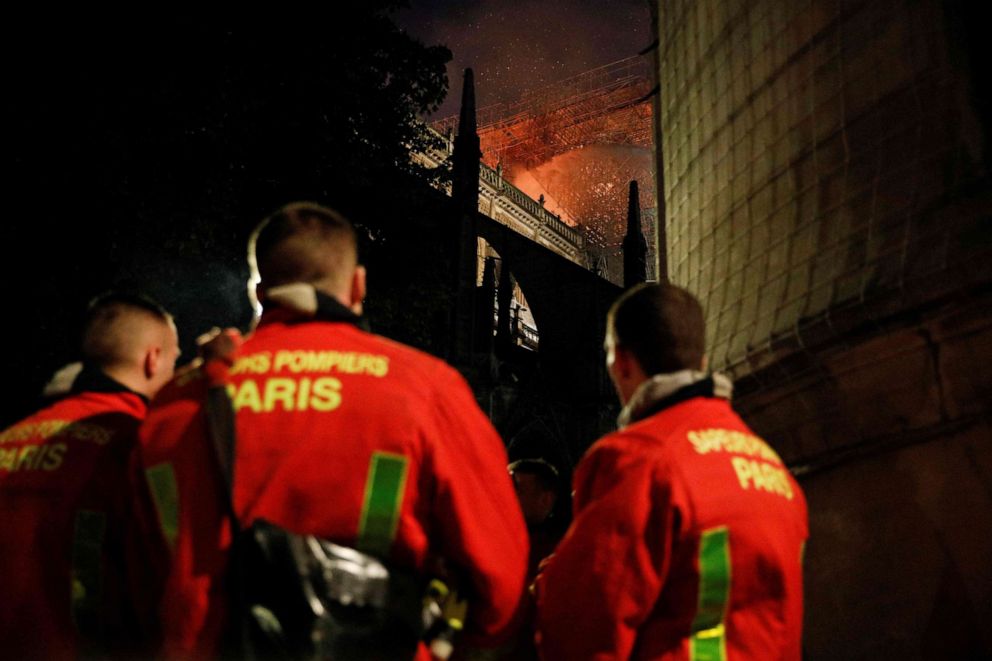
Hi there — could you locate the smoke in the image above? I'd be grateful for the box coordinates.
[395,0,652,117]
[511,144,656,249]
[112,247,256,363]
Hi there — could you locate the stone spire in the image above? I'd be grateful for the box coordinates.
[452,68,481,213]
[450,68,481,361]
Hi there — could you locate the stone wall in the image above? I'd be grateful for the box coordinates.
[655,0,992,656]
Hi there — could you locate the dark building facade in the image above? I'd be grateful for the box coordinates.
[653,0,992,657]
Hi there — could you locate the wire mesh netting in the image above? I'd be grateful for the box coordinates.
[659,0,991,380]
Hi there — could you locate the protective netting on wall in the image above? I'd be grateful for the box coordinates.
[659,0,990,377]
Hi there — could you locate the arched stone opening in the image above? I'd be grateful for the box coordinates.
[477,237,538,352]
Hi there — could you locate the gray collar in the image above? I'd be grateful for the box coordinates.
[617,370,733,428]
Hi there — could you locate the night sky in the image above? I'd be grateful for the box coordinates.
[0,7,653,423]
[394,0,653,118]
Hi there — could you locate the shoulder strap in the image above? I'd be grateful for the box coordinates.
[204,384,242,533]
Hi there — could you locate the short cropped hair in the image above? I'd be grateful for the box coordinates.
[249,202,358,291]
[607,282,706,375]
[81,292,172,369]
[509,458,560,493]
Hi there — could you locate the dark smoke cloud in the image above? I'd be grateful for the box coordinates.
[395,0,652,117]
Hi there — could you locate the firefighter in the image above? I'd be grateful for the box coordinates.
[139,202,529,659]
[0,292,179,659]
[535,283,808,660]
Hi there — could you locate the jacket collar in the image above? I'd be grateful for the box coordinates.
[260,283,369,331]
[70,364,149,404]
[618,370,733,428]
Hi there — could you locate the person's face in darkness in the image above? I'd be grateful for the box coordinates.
[512,471,556,527]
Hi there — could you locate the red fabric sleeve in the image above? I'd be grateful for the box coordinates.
[535,436,675,660]
[122,442,171,650]
[425,365,529,646]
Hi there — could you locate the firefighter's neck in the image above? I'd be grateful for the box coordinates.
[99,363,156,399]
[264,266,366,319]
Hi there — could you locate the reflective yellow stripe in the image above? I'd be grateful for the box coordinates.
[690,526,731,661]
[146,463,179,549]
[357,452,409,557]
[71,510,106,631]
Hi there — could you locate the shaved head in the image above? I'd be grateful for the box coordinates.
[82,294,173,369]
[250,202,359,298]
[81,293,180,398]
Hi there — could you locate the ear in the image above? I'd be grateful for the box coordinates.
[144,346,162,380]
[349,265,367,315]
[612,344,636,379]
[701,354,709,372]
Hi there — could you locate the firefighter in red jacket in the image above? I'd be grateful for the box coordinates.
[535,283,808,660]
[139,202,529,659]
[0,292,179,660]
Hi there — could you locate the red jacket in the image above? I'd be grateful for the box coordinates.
[0,372,163,660]
[536,386,807,660]
[140,301,529,658]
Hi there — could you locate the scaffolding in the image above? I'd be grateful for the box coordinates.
[433,55,654,169]
[434,55,657,283]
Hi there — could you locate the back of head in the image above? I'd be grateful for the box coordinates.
[508,458,560,494]
[249,202,358,298]
[607,282,706,376]
[81,292,174,371]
